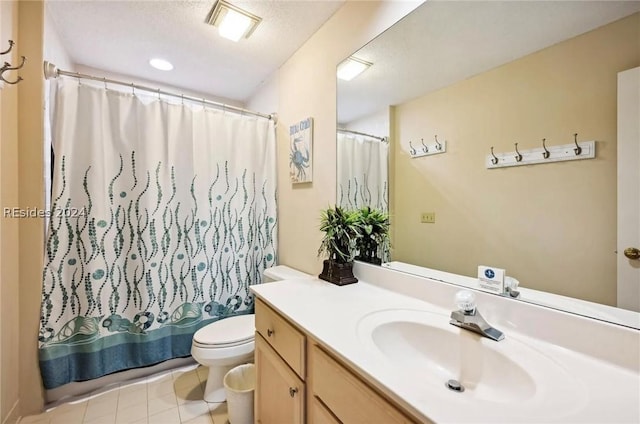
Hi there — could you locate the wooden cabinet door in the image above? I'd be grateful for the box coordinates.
[309,397,341,424]
[255,333,305,424]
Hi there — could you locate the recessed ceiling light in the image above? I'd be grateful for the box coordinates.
[206,0,261,42]
[337,57,372,81]
[149,58,174,71]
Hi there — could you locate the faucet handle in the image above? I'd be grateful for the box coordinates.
[454,290,476,313]
[504,276,521,298]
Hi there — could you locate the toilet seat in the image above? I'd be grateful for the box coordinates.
[193,314,255,348]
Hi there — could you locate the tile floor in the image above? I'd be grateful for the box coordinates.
[19,365,229,424]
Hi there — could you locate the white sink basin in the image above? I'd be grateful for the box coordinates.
[357,309,587,417]
[371,319,535,402]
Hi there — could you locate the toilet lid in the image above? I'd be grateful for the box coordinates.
[193,314,255,346]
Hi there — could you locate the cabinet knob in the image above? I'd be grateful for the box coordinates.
[267,328,274,337]
[289,387,298,397]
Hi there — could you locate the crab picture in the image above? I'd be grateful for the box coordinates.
[290,136,310,182]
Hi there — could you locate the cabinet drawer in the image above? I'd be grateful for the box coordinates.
[311,345,417,424]
[255,298,306,378]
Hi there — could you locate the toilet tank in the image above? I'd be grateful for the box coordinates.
[263,265,312,282]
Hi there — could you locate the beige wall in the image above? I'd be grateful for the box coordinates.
[267,0,421,275]
[392,13,640,305]
[17,0,46,417]
[0,1,21,422]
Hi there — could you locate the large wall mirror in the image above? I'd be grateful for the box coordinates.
[337,1,640,328]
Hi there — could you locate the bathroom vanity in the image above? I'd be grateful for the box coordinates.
[251,262,640,423]
[254,297,417,423]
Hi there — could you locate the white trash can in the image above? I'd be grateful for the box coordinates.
[223,363,256,424]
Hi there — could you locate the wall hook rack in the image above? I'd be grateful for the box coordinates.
[486,134,595,169]
[410,134,447,158]
[0,40,26,87]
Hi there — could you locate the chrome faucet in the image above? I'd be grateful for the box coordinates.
[503,276,521,299]
[449,290,504,341]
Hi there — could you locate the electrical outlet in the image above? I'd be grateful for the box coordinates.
[421,212,436,223]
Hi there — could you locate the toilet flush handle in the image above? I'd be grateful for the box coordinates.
[267,328,274,337]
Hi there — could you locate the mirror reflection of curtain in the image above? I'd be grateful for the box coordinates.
[337,132,388,211]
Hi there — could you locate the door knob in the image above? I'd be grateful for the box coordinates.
[624,247,640,260]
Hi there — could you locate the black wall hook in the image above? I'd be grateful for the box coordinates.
[0,55,26,85]
[420,138,428,153]
[514,142,523,162]
[573,133,582,155]
[0,40,14,56]
[490,147,499,165]
[409,141,417,156]
[434,135,442,151]
[542,138,550,159]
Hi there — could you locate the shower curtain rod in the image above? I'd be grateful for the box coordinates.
[337,128,386,142]
[42,61,276,122]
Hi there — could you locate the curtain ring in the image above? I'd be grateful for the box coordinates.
[181,94,184,105]
[103,77,107,90]
[131,83,135,95]
[157,88,161,100]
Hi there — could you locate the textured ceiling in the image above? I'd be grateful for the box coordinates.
[338,1,640,124]
[47,0,344,103]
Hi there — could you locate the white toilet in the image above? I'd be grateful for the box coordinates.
[191,265,312,403]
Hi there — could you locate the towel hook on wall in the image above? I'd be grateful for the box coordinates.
[490,147,499,165]
[573,133,582,155]
[514,142,523,162]
[408,141,417,156]
[0,40,14,56]
[420,138,429,153]
[0,55,26,85]
[541,138,550,159]
[434,135,443,151]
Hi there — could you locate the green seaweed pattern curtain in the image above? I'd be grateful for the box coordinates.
[337,132,388,211]
[39,80,277,389]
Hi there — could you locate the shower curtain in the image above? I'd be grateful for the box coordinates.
[337,132,389,211]
[39,80,277,389]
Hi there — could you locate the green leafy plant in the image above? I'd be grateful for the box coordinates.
[355,207,390,264]
[318,206,361,263]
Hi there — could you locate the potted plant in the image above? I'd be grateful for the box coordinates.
[355,207,390,265]
[317,206,360,285]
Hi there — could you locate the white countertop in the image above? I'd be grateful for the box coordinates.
[251,277,640,424]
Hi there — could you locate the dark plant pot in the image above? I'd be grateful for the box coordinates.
[356,241,382,265]
[318,259,358,286]
[356,256,382,265]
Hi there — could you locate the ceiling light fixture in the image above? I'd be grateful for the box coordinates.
[337,56,372,81]
[206,0,262,42]
[149,58,174,71]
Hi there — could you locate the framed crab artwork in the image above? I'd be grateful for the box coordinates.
[289,117,313,183]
